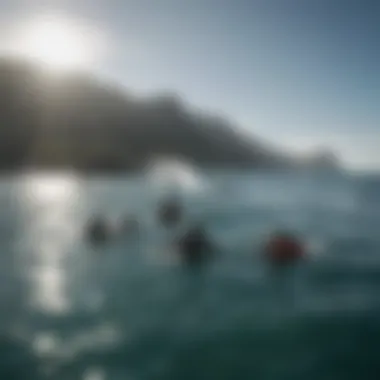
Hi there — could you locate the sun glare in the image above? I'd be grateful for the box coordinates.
[14,16,95,70]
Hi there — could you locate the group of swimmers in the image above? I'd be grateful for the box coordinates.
[86,214,139,243]
[86,197,306,268]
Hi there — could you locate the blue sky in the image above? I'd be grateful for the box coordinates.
[1,0,379,169]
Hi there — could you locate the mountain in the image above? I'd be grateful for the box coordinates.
[0,57,319,172]
[291,149,340,172]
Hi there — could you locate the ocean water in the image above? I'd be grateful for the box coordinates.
[1,171,380,380]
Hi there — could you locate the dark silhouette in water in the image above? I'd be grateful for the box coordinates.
[157,197,183,228]
[176,225,215,267]
[86,216,111,245]
[263,230,305,267]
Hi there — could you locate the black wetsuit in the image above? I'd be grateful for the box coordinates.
[177,228,213,267]
[158,201,182,227]
[87,219,108,243]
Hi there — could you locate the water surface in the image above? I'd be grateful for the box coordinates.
[1,171,379,380]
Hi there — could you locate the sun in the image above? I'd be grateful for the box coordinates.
[15,16,93,70]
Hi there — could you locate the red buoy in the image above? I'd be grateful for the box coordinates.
[264,232,305,266]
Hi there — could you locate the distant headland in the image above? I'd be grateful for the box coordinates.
[0,57,340,173]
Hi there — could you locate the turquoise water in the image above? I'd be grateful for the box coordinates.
[1,172,380,379]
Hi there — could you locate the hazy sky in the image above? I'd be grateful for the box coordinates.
[1,0,379,169]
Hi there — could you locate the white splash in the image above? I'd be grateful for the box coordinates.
[145,158,210,195]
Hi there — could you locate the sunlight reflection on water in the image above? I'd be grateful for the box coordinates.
[20,173,82,314]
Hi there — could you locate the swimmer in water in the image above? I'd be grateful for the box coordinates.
[262,230,307,306]
[86,215,110,244]
[157,196,183,228]
[175,224,215,267]
[263,230,305,267]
